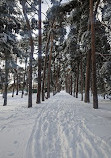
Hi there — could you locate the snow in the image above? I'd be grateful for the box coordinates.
[0,91,111,158]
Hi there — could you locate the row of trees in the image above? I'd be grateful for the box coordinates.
[0,0,111,108]
[41,0,111,108]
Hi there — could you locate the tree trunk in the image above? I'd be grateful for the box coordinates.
[103,93,105,99]
[15,56,18,95]
[80,56,83,101]
[73,76,76,97]
[21,1,34,108]
[56,64,61,93]
[68,74,70,94]
[42,31,51,101]
[12,73,15,97]
[57,64,61,92]
[21,59,27,98]
[84,50,91,102]
[37,0,42,104]
[53,57,56,95]
[65,73,68,93]
[3,58,8,106]
[47,33,53,98]
[76,61,79,98]
[70,73,72,95]
[26,66,29,93]
[16,69,19,95]
[90,0,98,109]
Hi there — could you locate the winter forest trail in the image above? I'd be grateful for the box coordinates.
[0,91,111,158]
[25,91,111,158]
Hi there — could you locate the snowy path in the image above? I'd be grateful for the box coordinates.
[25,91,111,158]
[0,91,111,158]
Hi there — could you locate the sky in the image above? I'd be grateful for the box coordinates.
[41,0,70,20]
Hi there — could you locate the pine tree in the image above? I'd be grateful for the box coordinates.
[0,0,21,105]
[20,0,34,108]
[37,0,42,104]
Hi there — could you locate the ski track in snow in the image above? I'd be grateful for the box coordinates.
[25,91,111,158]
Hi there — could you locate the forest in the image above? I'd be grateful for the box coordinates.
[0,0,111,108]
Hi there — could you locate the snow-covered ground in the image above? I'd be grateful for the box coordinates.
[0,91,111,158]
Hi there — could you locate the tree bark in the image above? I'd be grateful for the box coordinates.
[57,64,61,92]
[65,73,68,93]
[37,0,42,104]
[21,1,34,108]
[42,31,51,101]
[84,50,91,102]
[80,56,83,101]
[73,76,76,97]
[47,33,53,98]
[52,57,56,95]
[3,57,8,106]
[70,73,72,95]
[76,61,79,98]
[12,72,15,97]
[16,69,19,95]
[90,0,98,109]
[21,58,27,98]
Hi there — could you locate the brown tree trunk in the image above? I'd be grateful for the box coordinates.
[14,56,19,96]
[103,93,105,99]
[57,64,61,92]
[42,31,51,101]
[21,1,34,108]
[3,57,8,106]
[12,73,15,97]
[84,50,91,102]
[76,61,79,98]
[70,73,72,95]
[90,0,98,109]
[26,66,28,93]
[16,70,19,95]
[47,33,53,99]
[73,77,76,97]
[53,58,56,95]
[57,72,59,93]
[65,73,68,93]
[68,74,70,94]
[37,0,42,104]
[80,56,83,101]
[21,58,27,98]
[28,48,34,108]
